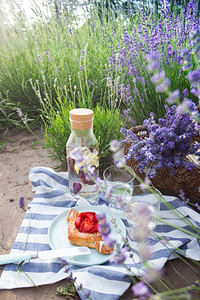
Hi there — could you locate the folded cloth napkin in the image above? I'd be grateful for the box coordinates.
[0,167,199,300]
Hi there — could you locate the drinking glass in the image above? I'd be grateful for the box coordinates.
[125,185,161,231]
[103,165,135,212]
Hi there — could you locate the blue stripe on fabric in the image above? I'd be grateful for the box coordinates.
[4,261,62,273]
[155,224,176,233]
[30,167,69,187]
[148,236,191,246]
[87,266,131,282]
[122,219,129,227]
[98,191,109,206]
[195,221,200,228]
[24,213,57,220]
[12,242,51,251]
[178,243,191,251]
[30,200,76,208]
[77,286,124,300]
[160,199,184,211]
[155,224,198,234]
[19,226,48,235]
[34,190,67,199]
[32,179,52,188]
[106,260,144,270]
[151,248,176,260]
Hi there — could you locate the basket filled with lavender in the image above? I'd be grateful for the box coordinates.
[123,104,200,204]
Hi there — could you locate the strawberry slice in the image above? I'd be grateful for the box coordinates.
[79,212,98,223]
[79,212,88,218]
[79,218,94,233]
[86,212,98,222]
[75,216,82,229]
[89,223,98,233]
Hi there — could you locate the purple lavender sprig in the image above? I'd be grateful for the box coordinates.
[187,69,200,100]
[132,281,151,300]
[179,189,200,211]
[60,260,92,299]
[19,197,25,209]
[97,213,116,249]
[16,108,28,124]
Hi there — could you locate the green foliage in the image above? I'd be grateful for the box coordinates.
[0,1,123,127]
[56,282,77,299]
[0,141,5,150]
[41,100,75,169]
[93,105,122,168]
[42,100,123,170]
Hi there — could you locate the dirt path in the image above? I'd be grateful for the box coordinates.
[0,128,68,300]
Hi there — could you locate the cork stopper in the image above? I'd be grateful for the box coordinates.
[70,108,94,129]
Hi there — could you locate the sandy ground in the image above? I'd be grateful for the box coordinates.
[0,128,199,300]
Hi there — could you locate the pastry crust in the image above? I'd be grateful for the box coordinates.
[67,209,113,255]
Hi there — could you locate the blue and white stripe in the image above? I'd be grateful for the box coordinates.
[0,167,199,300]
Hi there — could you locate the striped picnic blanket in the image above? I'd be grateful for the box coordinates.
[0,166,199,300]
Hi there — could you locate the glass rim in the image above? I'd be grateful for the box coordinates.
[132,184,161,195]
[103,165,135,184]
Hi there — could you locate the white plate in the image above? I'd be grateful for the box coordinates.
[48,205,126,267]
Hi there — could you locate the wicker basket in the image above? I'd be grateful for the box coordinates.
[124,126,200,205]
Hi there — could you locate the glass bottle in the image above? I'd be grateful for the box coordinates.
[66,108,99,202]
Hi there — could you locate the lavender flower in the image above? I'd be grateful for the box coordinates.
[19,197,25,208]
[37,55,42,63]
[61,259,67,268]
[97,213,105,220]
[179,189,190,203]
[156,78,171,93]
[176,98,196,113]
[166,89,180,104]
[190,28,200,54]
[138,243,152,261]
[186,69,200,99]
[181,47,192,71]
[183,88,189,98]
[187,70,200,83]
[110,140,126,168]
[103,234,116,249]
[98,218,111,236]
[110,245,127,264]
[113,149,126,168]
[16,108,23,117]
[69,146,99,177]
[110,140,121,152]
[94,177,103,193]
[105,186,115,200]
[97,214,116,249]
[143,267,161,283]
[151,71,166,84]
[68,27,73,37]
[147,62,160,74]
[132,281,150,299]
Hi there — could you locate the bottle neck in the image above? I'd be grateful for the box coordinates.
[71,126,93,137]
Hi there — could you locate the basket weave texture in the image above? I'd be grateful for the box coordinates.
[124,126,200,204]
